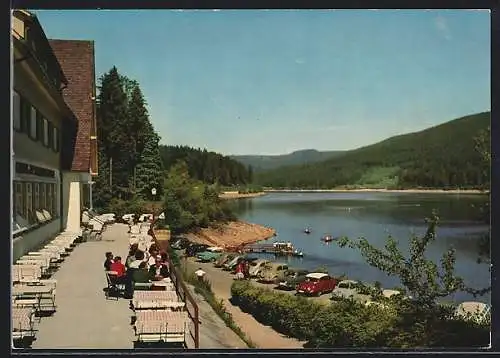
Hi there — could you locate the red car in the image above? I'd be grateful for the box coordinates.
[296,272,337,296]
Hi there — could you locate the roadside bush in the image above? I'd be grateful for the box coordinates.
[230,280,490,348]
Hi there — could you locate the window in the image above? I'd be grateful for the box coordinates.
[25,183,34,224]
[43,118,49,146]
[37,111,44,141]
[13,91,21,131]
[52,126,59,152]
[47,183,53,215]
[29,106,37,139]
[34,183,39,211]
[48,122,54,151]
[20,97,30,133]
[40,183,46,211]
[14,182,24,217]
[52,184,58,216]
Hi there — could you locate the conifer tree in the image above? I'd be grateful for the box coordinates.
[93,66,134,202]
[135,121,164,200]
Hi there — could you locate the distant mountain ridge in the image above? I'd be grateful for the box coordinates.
[251,111,490,189]
[230,149,345,172]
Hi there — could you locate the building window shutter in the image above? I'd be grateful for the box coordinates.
[29,106,37,139]
[13,91,21,131]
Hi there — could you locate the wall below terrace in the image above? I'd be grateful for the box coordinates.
[12,219,61,261]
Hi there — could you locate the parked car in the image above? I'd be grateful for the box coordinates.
[214,253,236,268]
[186,244,210,257]
[223,255,244,271]
[206,246,224,253]
[277,269,310,290]
[230,256,259,273]
[330,280,362,300]
[455,301,491,324]
[170,237,191,250]
[257,262,289,284]
[296,272,337,296]
[249,259,271,277]
[196,250,223,263]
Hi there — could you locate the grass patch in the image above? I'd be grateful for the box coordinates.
[168,246,257,348]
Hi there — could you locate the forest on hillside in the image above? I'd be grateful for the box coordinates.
[231,149,345,172]
[159,145,253,187]
[254,112,491,190]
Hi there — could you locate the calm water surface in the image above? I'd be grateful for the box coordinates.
[230,192,490,303]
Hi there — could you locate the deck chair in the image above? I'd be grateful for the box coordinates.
[105,271,125,300]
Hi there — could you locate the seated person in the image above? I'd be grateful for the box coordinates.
[104,252,114,271]
[160,252,170,270]
[110,256,133,298]
[132,261,152,283]
[128,250,145,269]
[147,250,159,267]
[126,244,139,268]
[148,257,169,281]
[110,256,126,278]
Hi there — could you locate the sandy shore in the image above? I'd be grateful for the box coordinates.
[186,221,275,249]
[265,188,487,194]
[219,191,267,200]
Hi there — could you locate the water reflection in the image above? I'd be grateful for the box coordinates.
[232,192,490,303]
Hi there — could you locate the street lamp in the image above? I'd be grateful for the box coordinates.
[151,187,158,222]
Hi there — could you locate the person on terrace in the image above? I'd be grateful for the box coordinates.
[111,256,134,298]
[104,252,114,271]
[148,247,160,267]
[149,256,169,280]
[132,261,152,283]
[126,244,138,268]
[110,256,126,277]
[128,250,145,269]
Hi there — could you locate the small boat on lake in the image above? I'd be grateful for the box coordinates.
[321,234,335,242]
[304,227,311,234]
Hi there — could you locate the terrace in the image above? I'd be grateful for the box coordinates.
[12,220,247,349]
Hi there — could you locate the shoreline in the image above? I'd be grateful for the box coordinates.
[264,188,487,194]
[219,191,267,200]
[186,220,275,249]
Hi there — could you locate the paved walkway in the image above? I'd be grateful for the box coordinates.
[186,284,248,349]
[32,224,134,349]
[30,224,248,349]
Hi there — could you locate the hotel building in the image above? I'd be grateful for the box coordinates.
[12,10,98,259]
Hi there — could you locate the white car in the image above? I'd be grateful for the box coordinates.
[249,259,270,277]
[206,246,224,253]
[455,301,491,324]
[330,280,361,300]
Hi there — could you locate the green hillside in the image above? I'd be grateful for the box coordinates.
[254,112,491,189]
[231,149,345,172]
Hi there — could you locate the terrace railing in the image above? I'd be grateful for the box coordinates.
[149,225,200,349]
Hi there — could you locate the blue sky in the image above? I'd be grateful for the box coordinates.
[35,10,490,155]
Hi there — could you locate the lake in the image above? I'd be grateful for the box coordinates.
[229,192,490,304]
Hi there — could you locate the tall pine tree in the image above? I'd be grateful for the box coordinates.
[127,83,163,199]
[93,66,164,208]
[94,66,134,203]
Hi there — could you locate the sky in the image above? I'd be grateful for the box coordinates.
[34,10,490,156]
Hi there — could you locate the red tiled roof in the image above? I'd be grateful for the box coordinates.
[49,39,95,172]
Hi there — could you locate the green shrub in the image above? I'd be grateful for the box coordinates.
[230,280,490,348]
